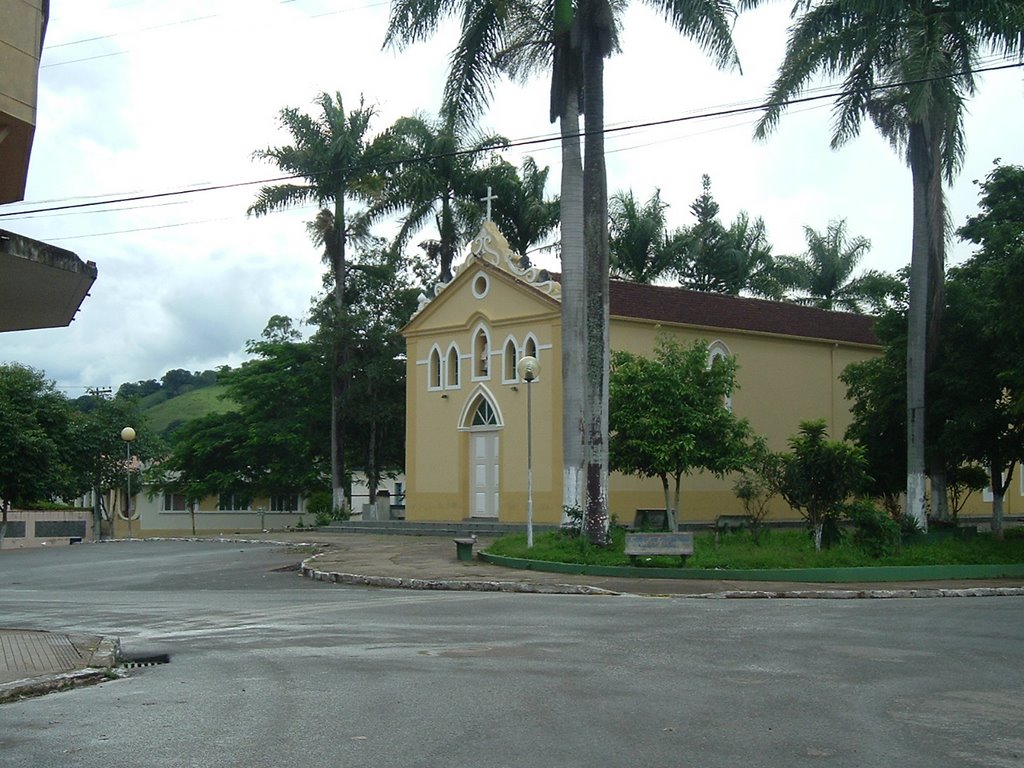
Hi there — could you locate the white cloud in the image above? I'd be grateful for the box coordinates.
[1,0,1020,392]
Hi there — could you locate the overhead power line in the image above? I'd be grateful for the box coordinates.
[2,60,1020,222]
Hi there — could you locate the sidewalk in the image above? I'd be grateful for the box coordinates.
[252,530,1024,599]
[0,628,119,704]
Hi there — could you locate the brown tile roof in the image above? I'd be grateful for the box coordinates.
[608,280,879,346]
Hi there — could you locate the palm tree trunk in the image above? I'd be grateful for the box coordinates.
[559,91,585,524]
[906,122,942,532]
[580,0,612,545]
[332,195,349,514]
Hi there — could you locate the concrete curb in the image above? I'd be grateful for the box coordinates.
[299,557,1024,599]
[693,587,1024,599]
[299,563,621,595]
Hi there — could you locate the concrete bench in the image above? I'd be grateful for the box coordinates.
[631,508,670,531]
[714,515,753,542]
[624,532,694,566]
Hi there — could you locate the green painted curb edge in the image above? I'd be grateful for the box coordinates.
[478,551,1024,583]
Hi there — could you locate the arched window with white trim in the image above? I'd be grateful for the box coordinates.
[503,337,518,382]
[707,340,733,411]
[473,326,490,379]
[446,344,461,388]
[428,346,442,390]
[522,334,539,378]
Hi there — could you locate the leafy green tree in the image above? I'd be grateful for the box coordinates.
[249,93,400,512]
[116,379,160,400]
[879,164,1024,537]
[159,317,331,507]
[779,220,900,313]
[0,365,74,537]
[754,0,1024,530]
[370,115,505,283]
[674,175,785,298]
[608,188,677,283]
[776,419,867,551]
[609,336,754,531]
[958,162,1024,399]
[840,314,907,517]
[313,241,421,502]
[66,392,163,530]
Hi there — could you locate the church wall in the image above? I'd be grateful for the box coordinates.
[605,317,880,523]
[403,262,564,522]
[403,223,886,527]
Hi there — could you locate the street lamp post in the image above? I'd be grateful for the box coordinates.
[516,355,540,548]
[121,426,136,539]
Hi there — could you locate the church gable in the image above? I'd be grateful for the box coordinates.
[402,221,561,337]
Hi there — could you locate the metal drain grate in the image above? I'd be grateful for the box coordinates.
[120,653,171,669]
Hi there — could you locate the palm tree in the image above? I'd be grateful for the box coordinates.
[249,93,397,513]
[780,220,899,313]
[481,156,561,258]
[753,0,1024,529]
[370,115,505,283]
[609,188,676,283]
[384,0,591,522]
[386,0,743,543]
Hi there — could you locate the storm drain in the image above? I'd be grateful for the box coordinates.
[119,653,171,669]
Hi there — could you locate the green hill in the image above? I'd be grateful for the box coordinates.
[142,385,239,438]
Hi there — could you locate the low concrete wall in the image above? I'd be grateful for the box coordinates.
[1,509,92,549]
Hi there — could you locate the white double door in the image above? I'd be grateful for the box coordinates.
[469,430,500,518]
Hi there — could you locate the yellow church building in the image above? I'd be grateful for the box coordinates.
[401,221,881,526]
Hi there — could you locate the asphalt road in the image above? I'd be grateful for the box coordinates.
[1,541,1022,768]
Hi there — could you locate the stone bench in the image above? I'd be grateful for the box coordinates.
[630,508,670,531]
[624,532,694,566]
[714,515,753,542]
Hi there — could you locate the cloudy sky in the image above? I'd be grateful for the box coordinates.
[1,0,1020,395]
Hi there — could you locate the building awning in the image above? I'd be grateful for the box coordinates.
[0,228,97,331]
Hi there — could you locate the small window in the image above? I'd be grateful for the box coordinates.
[163,493,187,511]
[503,338,518,382]
[474,328,490,378]
[707,341,733,411]
[428,347,442,390]
[524,335,537,360]
[218,492,252,511]
[472,273,489,298]
[471,399,499,427]
[446,345,460,388]
[270,494,299,512]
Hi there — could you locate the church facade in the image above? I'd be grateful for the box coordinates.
[401,222,881,526]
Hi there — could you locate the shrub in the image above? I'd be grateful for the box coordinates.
[846,499,900,558]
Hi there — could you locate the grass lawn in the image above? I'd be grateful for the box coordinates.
[485,526,1024,570]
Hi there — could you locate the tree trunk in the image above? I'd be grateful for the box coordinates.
[813,521,823,552]
[660,474,673,532]
[580,0,612,546]
[905,121,943,533]
[931,472,949,522]
[367,401,378,504]
[439,193,455,283]
[331,195,349,514]
[559,90,585,525]
[990,462,1008,540]
[671,472,682,534]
